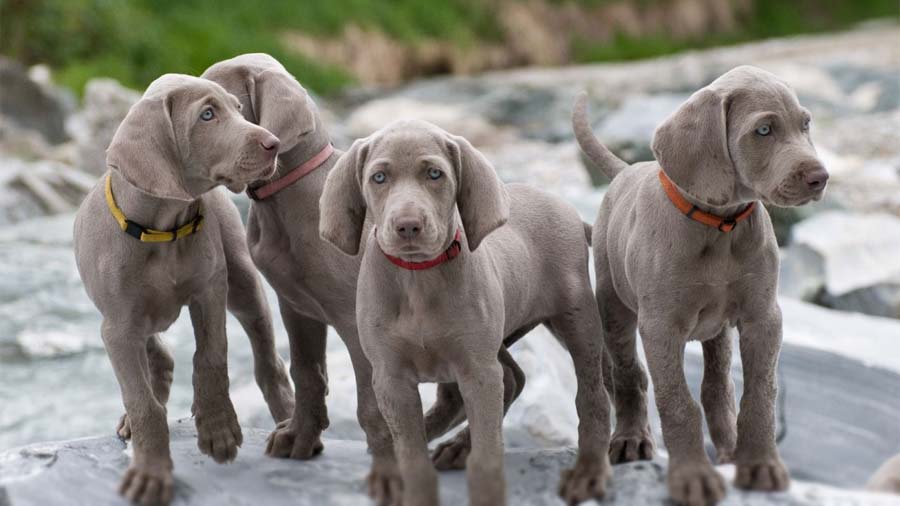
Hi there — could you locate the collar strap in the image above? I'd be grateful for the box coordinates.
[105,174,203,243]
[247,143,334,200]
[380,229,462,270]
[658,170,755,233]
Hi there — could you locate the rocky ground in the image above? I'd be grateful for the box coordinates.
[1,22,899,506]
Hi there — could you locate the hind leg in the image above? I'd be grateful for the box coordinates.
[701,329,737,464]
[429,346,525,470]
[597,281,654,464]
[117,334,174,441]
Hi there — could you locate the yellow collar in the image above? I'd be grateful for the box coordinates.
[105,174,203,243]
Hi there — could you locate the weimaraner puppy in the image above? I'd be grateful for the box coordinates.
[573,65,829,506]
[73,74,294,505]
[319,119,612,506]
[201,54,529,500]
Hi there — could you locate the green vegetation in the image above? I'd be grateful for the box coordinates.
[1,0,896,96]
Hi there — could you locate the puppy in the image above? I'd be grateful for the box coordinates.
[573,65,828,506]
[319,120,612,506]
[74,74,294,505]
[201,54,530,502]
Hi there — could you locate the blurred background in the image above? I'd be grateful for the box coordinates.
[1,0,899,495]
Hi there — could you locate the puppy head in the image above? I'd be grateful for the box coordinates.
[652,65,827,208]
[319,120,509,259]
[201,53,318,154]
[107,74,279,200]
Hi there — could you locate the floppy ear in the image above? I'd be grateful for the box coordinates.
[446,134,509,251]
[250,69,317,150]
[651,88,735,206]
[106,95,193,201]
[319,138,369,255]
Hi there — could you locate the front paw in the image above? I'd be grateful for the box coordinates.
[195,404,242,463]
[264,418,324,459]
[668,460,726,506]
[367,456,403,506]
[431,430,470,470]
[609,427,654,464]
[119,459,174,505]
[558,454,611,505]
[117,413,132,441]
[735,457,789,492]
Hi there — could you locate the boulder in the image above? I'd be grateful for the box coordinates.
[1,420,895,506]
[0,57,70,144]
[593,93,686,165]
[66,78,141,174]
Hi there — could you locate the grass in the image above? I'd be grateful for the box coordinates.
[1,0,897,96]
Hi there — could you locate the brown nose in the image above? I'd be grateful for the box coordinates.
[804,166,829,190]
[395,218,422,240]
[260,134,279,152]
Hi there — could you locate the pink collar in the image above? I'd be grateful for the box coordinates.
[246,144,334,200]
[380,229,462,270]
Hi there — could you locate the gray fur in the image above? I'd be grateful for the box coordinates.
[320,120,613,506]
[574,65,829,506]
[73,74,295,505]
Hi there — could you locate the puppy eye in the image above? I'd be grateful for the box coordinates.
[200,108,215,121]
[755,124,771,136]
[802,118,811,131]
[427,167,443,180]
[372,171,387,184]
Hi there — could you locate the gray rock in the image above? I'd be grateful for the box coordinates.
[778,244,826,301]
[821,284,900,320]
[0,57,70,144]
[595,93,687,165]
[66,78,141,174]
[1,419,892,506]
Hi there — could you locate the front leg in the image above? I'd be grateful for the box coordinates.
[189,276,242,463]
[734,307,789,491]
[456,358,507,506]
[372,365,438,506]
[641,320,726,506]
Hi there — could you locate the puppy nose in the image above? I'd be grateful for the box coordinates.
[395,218,422,240]
[804,167,829,190]
[260,134,280,151]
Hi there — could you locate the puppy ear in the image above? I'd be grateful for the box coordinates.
[319,138,369,255]
[106,95,194,201]
[250,69,317,151]
[651,88,735,206]
[446,134,509,251]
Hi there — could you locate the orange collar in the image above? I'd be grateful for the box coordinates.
[658,170,756,233]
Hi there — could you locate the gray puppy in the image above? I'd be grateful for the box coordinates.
[573,65,828,506]
[73,74,294,505]
[201,54,530,503]
[319,119,612,506]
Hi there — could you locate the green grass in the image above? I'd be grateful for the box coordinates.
[1,0,897,97]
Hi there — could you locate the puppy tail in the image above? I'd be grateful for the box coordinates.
[573,91,628,181]
[583,221,592,246]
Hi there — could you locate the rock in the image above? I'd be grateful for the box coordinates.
[66,78,141,174]
[594,93,686,164]
[1,420,895,506]
[778,245,825,301]
[0,57,70,144]
[820,284,900,320]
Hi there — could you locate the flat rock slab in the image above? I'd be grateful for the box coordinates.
[2,420,896,506]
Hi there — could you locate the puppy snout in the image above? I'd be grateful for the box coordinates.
[803,165,829,190]
[259,133,280,152]
[394,217,423,240]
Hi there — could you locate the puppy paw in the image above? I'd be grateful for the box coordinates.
[117,413,132,441]
[609,428,654,463]
[119,460,174,505]
[367,457,403,506]
[668,461,726,506]
[431,430,470,470]
[264,419,324,460]
[558,455,611,505]
[195,405,242,463]
[735,457,790,492]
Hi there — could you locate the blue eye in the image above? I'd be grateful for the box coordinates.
[200,108,215,121]
[372,171,386,184]
[427,167,443,180]
[755,124,771,136]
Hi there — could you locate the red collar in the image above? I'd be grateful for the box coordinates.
[658,170,756,232]
[380,229,462,270]
[247,144,334,200]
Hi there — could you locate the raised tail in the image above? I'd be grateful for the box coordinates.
[572,91,628,181]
